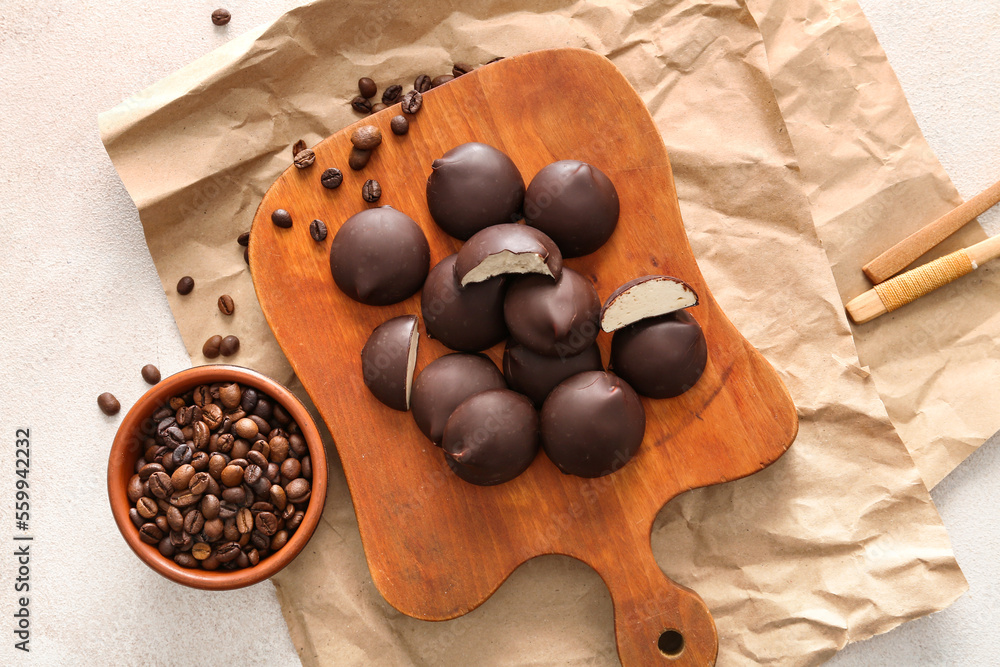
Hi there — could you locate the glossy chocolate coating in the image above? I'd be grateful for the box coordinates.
[541,371,645,478]
[330,206,430,306]
[503,268,601,357]
[610,310,707,398]
[442,389,539,486]
[524,160,620,257]
[454,224,562,286]
[361,315,418,411]
[502,340,603,407]
[421,254,507,352]
[426,143,525,240]
[410,353,506,445]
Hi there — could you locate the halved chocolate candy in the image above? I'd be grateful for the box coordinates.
[504,268,601,358]
[610,310,707,399]
[421,254,507,352]
[454,224,562,287]
[410,353,506,445]
[600,275,699,333]
[524,160,619,257]
[361,315,419,411]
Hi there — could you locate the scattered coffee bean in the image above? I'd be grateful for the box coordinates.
[292,139,307,157]
[414,74,432,93]
[381,84,402,105]
[358,77,377,98]
[141,364,161,385]
[98,392,120,416]
[320,168,343,189]
[293,148,316,169]
[271,209,293,228]
[177,276,195,295]
[452,62,473,77]
[401,90,422,114]
[431,74,454,87]
[351,96,372,113]
[362,179,382,203]
[351,125,382,150]
[203,335,223,359]
[211,8,231,26]
[237,231,250,246]
[390,115,409,136]
[348,147,372,171]
[309,219,328,242]
[218,294,235,316]
[220,335,240,357]
[244,247,249,265]
[370,103,388,114]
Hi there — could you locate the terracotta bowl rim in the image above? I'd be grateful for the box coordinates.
[107,364,327,590]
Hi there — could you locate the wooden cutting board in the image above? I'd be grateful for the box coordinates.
[249,48,797,666]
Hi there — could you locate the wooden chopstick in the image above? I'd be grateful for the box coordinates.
[847,234,1000,323]
[863,177,1000,284]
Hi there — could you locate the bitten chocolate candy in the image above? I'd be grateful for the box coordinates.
[454,224,562,287]
[426,143,525,240]
[504,268,601,357]
[421,254,507,352]
[329,206,430,305]
[410,353,506,445]
[600,275,699,332]
[541,371,645,478]
[502,340,603,408]
[361,315,419,411]
[442,389,539,486]
[524,160,620,257]
[610,310,707,398]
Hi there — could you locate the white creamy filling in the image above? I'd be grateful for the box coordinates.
[601,280,697,331]
[460,250,554,286]
[404,325,419,409]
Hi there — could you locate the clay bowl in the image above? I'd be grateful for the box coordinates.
[107,365,327,590]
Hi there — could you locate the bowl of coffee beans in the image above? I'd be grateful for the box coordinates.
[107,365,327,589]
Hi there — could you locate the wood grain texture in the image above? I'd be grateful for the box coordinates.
[249,48,797,666]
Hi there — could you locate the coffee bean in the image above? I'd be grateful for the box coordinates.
[203,335,223,359]
[177,276,195,295]
[237,507,254,534]
[98,392,120,416]
[139,523,163,545]
[270,485,288,511]
[211,8,231,26]
[431,74,454,87]
[218,294,235,316]
[320,168,343,189]
[243,464,262,485]
[203,517,225,541]
[280,458,301,480]
[171,464,196,491]
[246,548,261,566]
[271,209,293,228]
[192,385,212,407]
[358,77,377,98]
[174,552,197,568]
[265,462,281,483]
[292,139,307,157]
[287,511,305,533]
[218,383,241,410]
[351,125,382,151]
[158,537,176,558]
[235,550,250,568]
[192,421,210,450]
[127,475,145,503]
[247,450,268,468]
[218,501,238,520]
[129,508,144,529]
[148,472,174,499]
[232,417,257,440]
[141,364,161,385]
[351,96,372,113]
[286,478,311,503]
[301,455,312,480]
[166,505,184,532]
[139,462,165,481]
[362,179,382,203]
[270,530,289,551]
[183,510,205,535]
[200,494,220,520]
[390,115,409,136]
[189,472,211,495]
[268,437,289,463]
[230,438,249,459]
[289,434,307,457]
[414,74,432,92]
[221,465,245,488]
[216,542,241,563]
[175,405,200,427]
[381,84,402,104]
[220,335,240,357]
[224,518,241,542]
[251,531,271,551]
[244,247,249,265]
[237,388,257,414]
[237,231,250,246]
[309,219,328,242]
[169,491,200,508]
[191,542,212,560]
[401,89,423,114]
[294,148,316,169]
[154,513,170,533]
[348,147,372,170]
[172,443,193,467]
[452,62,473,77]
[370,102,388,114]
[136,497,158,519]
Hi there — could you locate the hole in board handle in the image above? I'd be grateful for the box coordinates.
[658,629,684,658]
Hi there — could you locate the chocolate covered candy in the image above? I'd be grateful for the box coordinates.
[502,340,603,407]
[524,160,619,257]
[600,275,699,332]
[421,254,507,352]
[361,315,419,411]
[426,143,525,240]
[454,224,562,287]
[410,353,506,445]
[541,371,645,478]
[504,268,601,357]
[442,389,539,486]
[610,310,707,398]
[329,206,430,305]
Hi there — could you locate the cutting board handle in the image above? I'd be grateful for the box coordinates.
[594,542,718,666]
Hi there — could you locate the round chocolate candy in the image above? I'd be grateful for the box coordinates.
[329,206,430,306]
[502,340,603,408]
[609,310,707,398]
[454,224,562,287]
[410,353,506,445]
[503,268,601,357]
[524,160,620,257]
[426,143,525,240]
[361,315,419,411]
[600,275,699,333]
[421,254,507,352]
[541,371,645,478]
[442,389,539,486]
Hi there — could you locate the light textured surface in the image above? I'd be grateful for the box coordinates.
[0,1,997,665]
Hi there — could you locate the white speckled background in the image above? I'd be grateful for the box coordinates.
[0,1,996,664]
